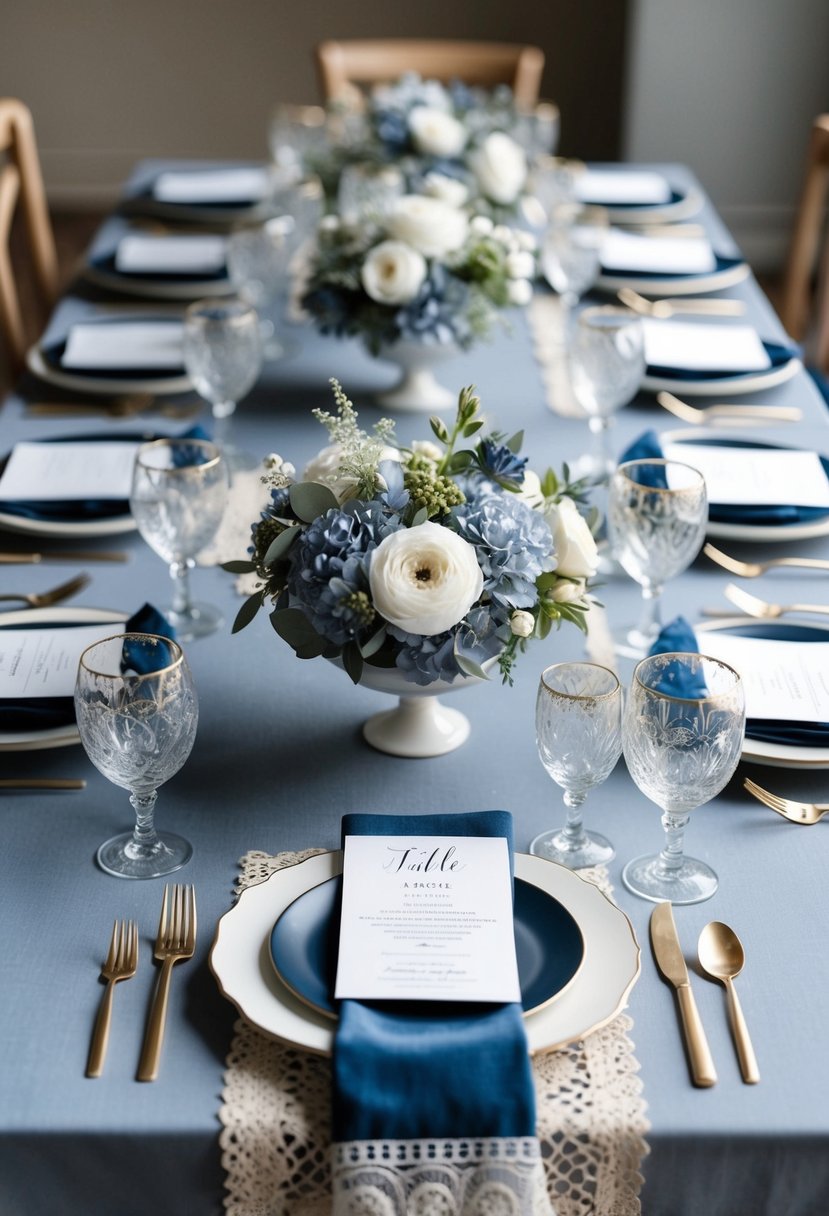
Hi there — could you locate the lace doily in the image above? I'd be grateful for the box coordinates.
[218,851,649,1216]
[526,295,586,420]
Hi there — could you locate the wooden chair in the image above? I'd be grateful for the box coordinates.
[315,39,545,110]
[779,114,829,373]
[0,98,59,374]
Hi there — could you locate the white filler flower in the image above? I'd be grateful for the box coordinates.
[369,522,483,635]
[361,240,427,305]
[422,171,469,208]
[305,442,399,504]
[510,609,535,638]
[545,497,599,579]
[408,106,468,157]
[386,194,469,259]
[469,132,528,204]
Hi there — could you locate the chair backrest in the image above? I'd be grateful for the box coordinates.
[779,114,829,372]
[0,98,59,372]
[315,39,545,110]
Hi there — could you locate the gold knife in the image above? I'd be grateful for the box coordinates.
[0,778,86,790]
[650,901,717,1087]
[0,551,129,563]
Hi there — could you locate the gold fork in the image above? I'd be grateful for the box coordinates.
[703,542,829,577]
[657,391,802,426]
[86,919,138,1078]
[137,884,196,1082]
[0,572,90,609]
[712,582,829,619]
[618,286,746,318]
[744,778,829,824]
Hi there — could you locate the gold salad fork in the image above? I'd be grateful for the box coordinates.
[656,391,802,426]
[703,543,829,577]
[714,582,829,620]
[86,919,138,1078]
[137,884,197,1082]
[0,572,90,609]
[618,286,746,318]
[744,778,829,824]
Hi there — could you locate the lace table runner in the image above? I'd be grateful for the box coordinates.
[218,850,649,1216]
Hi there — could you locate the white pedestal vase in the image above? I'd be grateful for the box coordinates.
[373,340,458,413]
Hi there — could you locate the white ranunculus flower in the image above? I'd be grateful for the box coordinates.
[545,497,599,579]
[386,194,469,259]
[507,279,533,306]
[422,172,469,208]
[408,106,468,158]
[510,609,535,638]
[304,442,400,505]
[506,250,536,280]
[361,240,427,305]
[469,132,528,204]
[551,579,586,604]
[470,215,494,236]
[369,522,483,636]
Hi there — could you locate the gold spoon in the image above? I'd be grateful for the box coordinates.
[698,922,760,1084]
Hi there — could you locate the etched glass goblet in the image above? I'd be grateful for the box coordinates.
[337,163,405,222]
[227,219,292,362]
[540,202,607,318]
[75,634,199,879]
[183,297,263,467]
[530,662,623,868]
[130,438,227,641]
[569,306,645,482]
[608,459,707,654]
[622,652,745,904]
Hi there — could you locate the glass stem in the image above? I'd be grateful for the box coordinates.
[636,581,664,641]
[211,400,236,451]
[657,809,690,877]
[130,790,159,851]
[588,414,613,483]
[169,559,194,617]
[561,789,588,850]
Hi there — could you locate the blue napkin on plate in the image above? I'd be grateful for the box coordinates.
[332,809,536,1143]
[0,603,175,733]
[647,338,798,381]
[605,251,744,280]
[619,430,829,525]
[649,616,829,746]
[0,426,210,523]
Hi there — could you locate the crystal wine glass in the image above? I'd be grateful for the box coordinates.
[227,219,293,362]
[622,651,745,904]
[130,438,228,642]
[540,202,607,319]
[183,297,263,468]
[530,662,623,868]
[268,103,328,180]
[75,633,199,879]
[337,163,405,223]
[569,306,645,482]
[608,459,707,654]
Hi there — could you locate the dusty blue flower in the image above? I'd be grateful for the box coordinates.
[451,491,554,609]
[478,439,527,487]
[390,626,460,685]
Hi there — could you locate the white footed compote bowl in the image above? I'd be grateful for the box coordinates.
[374,340,458,413]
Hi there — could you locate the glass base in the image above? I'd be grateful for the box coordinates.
[622,852,718,904]
[97,830,193,880]
[612,623,659,660]
[166,601,223,642]
[529,827,615,869]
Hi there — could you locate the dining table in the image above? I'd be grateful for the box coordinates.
[2,161,829,1216]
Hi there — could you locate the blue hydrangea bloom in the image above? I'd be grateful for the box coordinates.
[451,491,555,610]
[287,501,401,645]
[479,439,527,487]
[396,266,473,347]
[389,626,460,685]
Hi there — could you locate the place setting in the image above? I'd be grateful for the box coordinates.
[573,165,704,225]
[119,161,281,226]
[82,216,235,301]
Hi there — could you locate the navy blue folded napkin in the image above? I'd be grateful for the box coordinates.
[647,338,798,382]
[0,426,210,523]
[604,251,744,280]
[0,603,175,733]
[649,616,829,747]
[332,810,535,1144]
[619,430,829,526]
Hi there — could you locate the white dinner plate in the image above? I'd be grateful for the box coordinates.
[598,259,750,297]
[0,606,127,751]
[696,617,829,769]
[642,356,802,397]
[0,440,137,539]
[209,850,641,1057]
[26,343,193,398]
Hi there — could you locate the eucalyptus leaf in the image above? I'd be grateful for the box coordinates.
[454,652,490,681]
[410,506,429,527]
[221,559,256,574]
[270,607,329,658]
[506,430,524,454]
[341,642,364,685]
[462,419,484,437]
[360,627,387,659]
[264,524,302,568]
[232,590,264,634]
[289,481,339,523]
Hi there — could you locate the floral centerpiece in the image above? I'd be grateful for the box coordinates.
[227,382,598,709]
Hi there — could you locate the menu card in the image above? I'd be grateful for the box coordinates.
[643,319,771,372]
[61,321,184,370]
[601,231,717,275]
[0,623,125,699]
[662,443,829,508]
[699,633,829,723]
[115,234,227,275]
[576,169,672,206]
[152,168,271,203]
[335,834,521,1003]
[0,441,140,502]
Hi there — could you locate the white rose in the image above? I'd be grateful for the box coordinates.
[517,468,544,509]
[422,172,469,208]
[369,522,483,636]
[506,250,535,280]
[386,194,469,259]
[408,106,468,158]
[469,132,528,204]
[510,609,535,638]
[361,240,427,305]
[551,579,586,604]
[304,442,400,505]
[545,497,599,579]
[507,279,533,306]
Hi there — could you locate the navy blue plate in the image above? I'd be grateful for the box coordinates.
[270,873,585,1017]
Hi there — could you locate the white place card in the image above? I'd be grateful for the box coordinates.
[601,230,717,275]
[115,234,227,275]
[152,168,271,204]
[576,169,672,206]
[335,834,521,1003]
[61,321,184,370]
[0,623,125,700]
[0,441,140,502]
[698,633,829,724]
[663,443,829,509]
[643,319,771,372]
